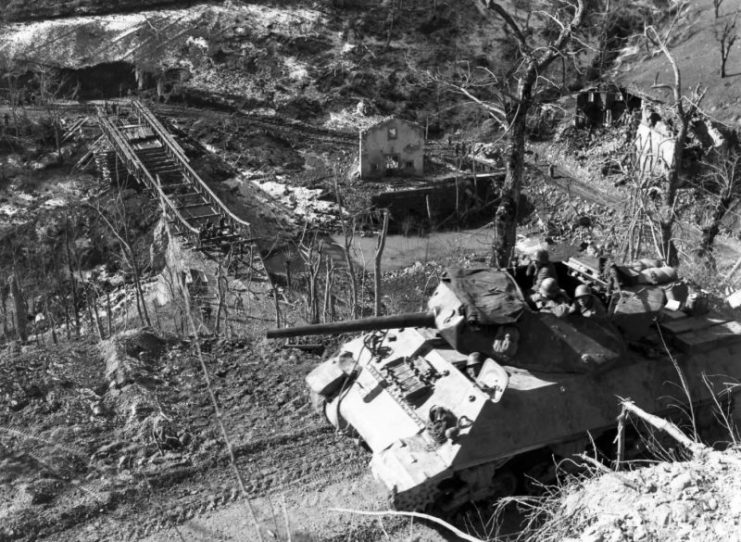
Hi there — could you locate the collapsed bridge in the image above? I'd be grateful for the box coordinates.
[90,99,272,285]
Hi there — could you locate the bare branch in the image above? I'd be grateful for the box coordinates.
[479,0,528,48]
[535,0,586,70]
[447,82,508,126]
[645,25,683,115]
[330,508,485,542]
[620,400,707,455]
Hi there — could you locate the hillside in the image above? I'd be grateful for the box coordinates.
[615,0,741,127]
[0,0,499,131]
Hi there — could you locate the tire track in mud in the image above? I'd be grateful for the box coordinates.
[39,425,369,542]
[526,160,623,210]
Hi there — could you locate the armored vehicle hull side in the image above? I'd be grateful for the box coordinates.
[288,266,741,510]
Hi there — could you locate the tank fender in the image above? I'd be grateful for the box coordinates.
[306,357,346,397]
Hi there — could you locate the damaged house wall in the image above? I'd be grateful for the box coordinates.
[635,113,676,177]
[634,104,730,178]
[359,118,424,179]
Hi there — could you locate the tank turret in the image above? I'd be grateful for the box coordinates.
[265,264,741,512]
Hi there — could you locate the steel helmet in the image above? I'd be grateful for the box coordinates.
[466,352,483,367]
[574,284,592,299]
[540,277,559,297]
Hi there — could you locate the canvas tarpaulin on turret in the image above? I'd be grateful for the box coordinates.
[442,267,525,325]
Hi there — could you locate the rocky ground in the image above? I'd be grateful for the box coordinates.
[0,329,386,541]
[527,446,741,542]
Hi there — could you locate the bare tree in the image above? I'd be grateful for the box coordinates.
[8,273,27,342]
[322,254,336,322]
[63,220,82,337]
[374,211,389,317]
[715,13,738,78]
[34,69,71,164]
[86,201,152,327]
[714,0,725,19]
[454,0,586,267]
[334,173,358,317]
[694,150,741,266]
[645,25,706,266]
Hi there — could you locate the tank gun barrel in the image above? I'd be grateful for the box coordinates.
[266,312,436,339]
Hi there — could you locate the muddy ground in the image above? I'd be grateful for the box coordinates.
[0,331,381,542]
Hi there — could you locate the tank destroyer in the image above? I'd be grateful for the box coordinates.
[267,260,741,511]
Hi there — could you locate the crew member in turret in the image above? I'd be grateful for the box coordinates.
[526,249,558,292]
[531,277,572,317]
[465,352,483,379]
[572,284,607,319]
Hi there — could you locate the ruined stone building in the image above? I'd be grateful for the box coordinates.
[635,105,730,178]
[635,111,676,177]
[359,118,424,179]
[575,86,641,129]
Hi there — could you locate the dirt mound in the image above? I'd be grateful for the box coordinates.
[99,327,174,387]
[529,447,741,542]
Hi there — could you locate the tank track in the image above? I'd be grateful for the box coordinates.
[12,426,368,542]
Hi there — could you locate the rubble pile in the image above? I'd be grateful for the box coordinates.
[523,178,617,246]
[532,447,741,542]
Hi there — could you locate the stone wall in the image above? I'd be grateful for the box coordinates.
[359,118,424,179]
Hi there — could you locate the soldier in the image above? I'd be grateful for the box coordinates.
[526,249,558,292]
[532,278,572,318]
[572,284,607,319]
[464,352,483,379]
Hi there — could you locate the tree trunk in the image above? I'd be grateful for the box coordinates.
[63,298,71,340]
[106,291,113,336]
[64,224,81,337]
[374,212,390,316]
[659,118,690,266]
[9,274,27,342]
[90,286,105,340]
[490,76,533,268]
[46,300,57,345]
[699,197,732,260]
[334,178,358,318]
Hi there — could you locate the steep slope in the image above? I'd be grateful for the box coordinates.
[614,0,741,127]
[0,0,499,130]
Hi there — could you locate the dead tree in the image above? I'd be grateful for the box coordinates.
[695,151,741,267]
[86,202,152,327]
[323,254,336,322]
[334,174,358,317]
[214,256,232,338]
[714,0,725,19]
[715,13,738,78]
[64,220,81,336]
[456,0,586,267]
[299,234,323,324]
[8,273,27,342]
[374,211,389,317]
[645,25,706,266]
[34,69,70,164]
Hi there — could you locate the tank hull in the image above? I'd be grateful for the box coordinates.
[309,318,741,510]
[296,265,741,511]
